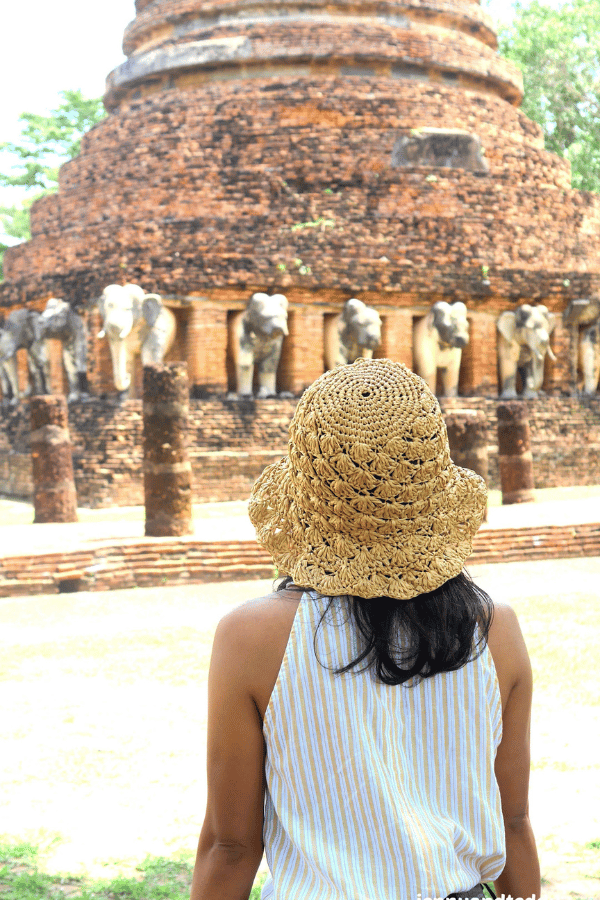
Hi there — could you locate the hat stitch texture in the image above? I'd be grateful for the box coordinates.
[248,358,487,599]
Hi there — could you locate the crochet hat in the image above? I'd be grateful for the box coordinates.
[249,358,487,600]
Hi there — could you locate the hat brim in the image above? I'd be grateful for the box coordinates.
[249,454,487,600]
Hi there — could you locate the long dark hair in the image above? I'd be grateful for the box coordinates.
[277,571,493,686]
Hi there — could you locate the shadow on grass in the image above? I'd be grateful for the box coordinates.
[0,842,267,899]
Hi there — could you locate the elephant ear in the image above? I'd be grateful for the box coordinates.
[270,293,288,311]
[431,301,449,326]
[532,304,557,333]
[497,310,517,342]
[248,292,269,313]
[343,298,363,322]
[142,294,163,327]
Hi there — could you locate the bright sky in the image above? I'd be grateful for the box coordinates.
[1,0,516,209]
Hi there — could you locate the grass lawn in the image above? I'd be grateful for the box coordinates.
[1,560,599,899]
[0,841,267,898]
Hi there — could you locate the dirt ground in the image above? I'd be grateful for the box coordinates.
[1,559,599,899]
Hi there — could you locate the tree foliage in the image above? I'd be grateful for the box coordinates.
[498,0,600,192]
[0,89,106,193]
[0,90,105,279]
[0,202,33,279]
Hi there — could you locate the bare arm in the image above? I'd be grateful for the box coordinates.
[190,607,266,900]
[487,602,541,900]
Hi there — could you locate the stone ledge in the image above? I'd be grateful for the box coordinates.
[1,521,598,596]
[124,0,499,58]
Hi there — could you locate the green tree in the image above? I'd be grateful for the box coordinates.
[0,89,106,193]
[498,0,600,192]
[0,89,105,279]
[0,201,33,279]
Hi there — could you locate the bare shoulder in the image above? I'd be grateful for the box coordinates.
[213,588,303,717]
[488,598,522,639]
[487,599,532,709]
[218,588,301,634]
[214,589,302,662]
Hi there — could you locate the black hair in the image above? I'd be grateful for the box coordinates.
[277,571,493,686]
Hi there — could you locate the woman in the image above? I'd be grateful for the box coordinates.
[190,358,540,900]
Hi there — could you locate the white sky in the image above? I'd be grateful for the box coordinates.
[1,0,516,208]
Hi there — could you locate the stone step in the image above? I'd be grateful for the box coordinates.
[1,523,599,597]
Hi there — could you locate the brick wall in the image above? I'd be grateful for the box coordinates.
[1,0,599,407]
[2,77,598,317]
[1,396,598,507]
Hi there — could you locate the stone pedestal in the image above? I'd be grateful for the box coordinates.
[30,395,78,523]
[143,363,193,536]
[445,409,489,520]
[497,401,535,504]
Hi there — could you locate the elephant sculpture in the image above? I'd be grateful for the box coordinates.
[324,299,382,369]
[563,296,600,395]
[97,283,176,398]
[0,308,49,406]
[413,301,469,397]
[230,293,288,397]
[497,303,557,399]
[38,298,89,402]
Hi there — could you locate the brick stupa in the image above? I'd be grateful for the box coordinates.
[2,0,600,395]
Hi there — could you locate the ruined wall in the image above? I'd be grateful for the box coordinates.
[1,396,599,506]
[2,0,599,407]
[2,78,599,314]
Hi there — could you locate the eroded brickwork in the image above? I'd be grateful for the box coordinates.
[4,79,595,310]
[2,0,599,341]
[1,0,599,490]
[1,396,599,506]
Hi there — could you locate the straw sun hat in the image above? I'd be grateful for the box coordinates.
[249,358,487,600]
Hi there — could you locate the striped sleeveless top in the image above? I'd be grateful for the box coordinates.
[261,593,505,900]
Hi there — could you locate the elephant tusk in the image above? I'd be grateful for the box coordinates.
[97,330,105,339]
[547,345,557,362]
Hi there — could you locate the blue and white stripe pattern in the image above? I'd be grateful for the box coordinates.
[262,593,505,899]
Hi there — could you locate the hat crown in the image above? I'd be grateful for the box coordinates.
[289,359,450,498]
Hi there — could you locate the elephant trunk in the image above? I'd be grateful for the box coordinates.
[108,335,131,392]
[263,322,288,338]
[533,331,555,362]
[361,330,380,350]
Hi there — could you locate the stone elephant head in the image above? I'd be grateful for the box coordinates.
[339,299,382,360]
[244,292,289,340]
[97,283,174,395]
[497,303,557,398]
[0,308,49,403]
[39,298,89,401]
[232,292,289,397]
[431,301,469,349]
[412,301,469,396]
[39,297,71,335]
